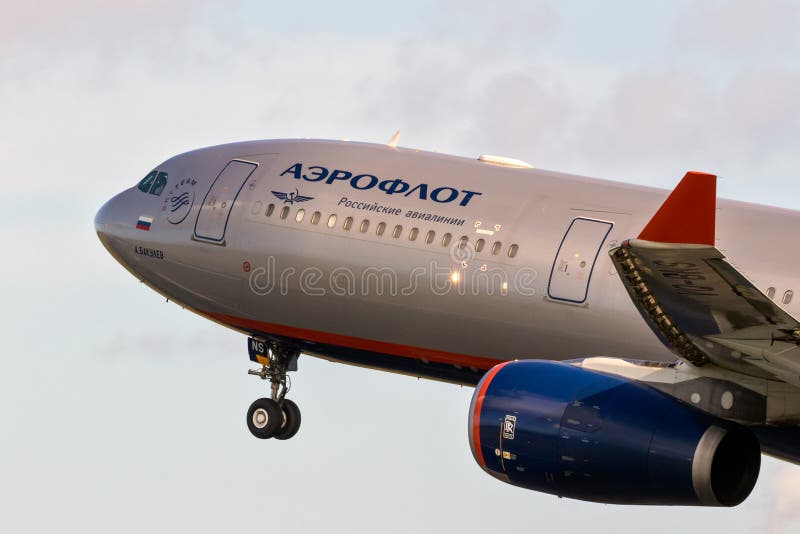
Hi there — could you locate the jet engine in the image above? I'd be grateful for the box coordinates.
[469,360,760,506]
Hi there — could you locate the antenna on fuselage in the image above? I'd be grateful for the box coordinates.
[387,130,401,148]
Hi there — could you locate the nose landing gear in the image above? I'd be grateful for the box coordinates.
[246,339,301,440]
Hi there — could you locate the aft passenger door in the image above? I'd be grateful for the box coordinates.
[194,159,259,244]
[547,217,613,304]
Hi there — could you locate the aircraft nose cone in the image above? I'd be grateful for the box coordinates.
[94,197,113,235]
[95,190,139,266]
[94,190,130,242]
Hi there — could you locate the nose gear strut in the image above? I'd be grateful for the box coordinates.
[246,338,302,440]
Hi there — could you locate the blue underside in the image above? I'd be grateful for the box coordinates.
[265,334,489,385]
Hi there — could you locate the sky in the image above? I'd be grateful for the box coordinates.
[3,1,800,532]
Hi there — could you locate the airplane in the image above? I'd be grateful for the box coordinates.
[95,137,800,507]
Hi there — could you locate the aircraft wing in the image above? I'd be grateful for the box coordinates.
[610,172,800,386]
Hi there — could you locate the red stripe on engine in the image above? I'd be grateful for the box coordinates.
[472,361,512,470]
[199,310,505,370]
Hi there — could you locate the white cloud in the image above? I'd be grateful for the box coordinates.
[0,0,212,48]
[768,464,800,534]
[674,0,800,56]
[3,1,799,210]
[722,69,800,158]
[575,66,718,167]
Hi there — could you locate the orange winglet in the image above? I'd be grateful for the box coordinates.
[638,171,717,246]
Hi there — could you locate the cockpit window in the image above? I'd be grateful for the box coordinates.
[150,172,168,196]
[137,171,157,193]
[137,170,168,195]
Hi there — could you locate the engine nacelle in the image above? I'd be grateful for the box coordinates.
[469,360,760,506]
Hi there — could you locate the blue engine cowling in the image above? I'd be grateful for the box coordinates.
[469,360,760,506]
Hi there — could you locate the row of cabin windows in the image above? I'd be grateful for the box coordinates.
[263,203,520,258]
[766,287,794,305]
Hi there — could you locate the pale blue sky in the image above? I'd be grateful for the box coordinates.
[3,1,800,532]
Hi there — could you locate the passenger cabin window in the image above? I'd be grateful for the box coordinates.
[783,290,794,305]
[442,233,452,247]
[311,211,321,225]
[360,220,370,233]
[457,236,468,249]
[376,222,386,236]
[343,217,353,231]
[280,206,290,220]
[409,228,419,241]
[475,238,485,252]
[767,287,776,299]
[491,241,502,255]
[265,203,275,217]
[327,214,337,228]
[508,244,519,258]
[137,170,168,195]
[425,230,435,244]
[295,209,305,223]
[392,225,403,238]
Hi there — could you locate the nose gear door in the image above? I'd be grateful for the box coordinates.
[193,159,258,244]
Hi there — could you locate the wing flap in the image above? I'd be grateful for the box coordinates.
[612,240,800,383]
[611,171,800,385]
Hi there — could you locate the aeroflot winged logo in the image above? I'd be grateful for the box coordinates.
[280,163,483,207]
[163,178,198,225]
[272,189,314,205]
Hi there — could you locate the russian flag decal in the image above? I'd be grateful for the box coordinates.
[136,216,153,231]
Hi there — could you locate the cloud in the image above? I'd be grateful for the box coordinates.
[674,0,800,56]
[460,71,571,158]
[434,0,559,48]
[3,0,800,208]
[722,69,800,158]
[767,464,800,534]
[0,1,212,48]
[576,66,717,167]
[534,63,800,200]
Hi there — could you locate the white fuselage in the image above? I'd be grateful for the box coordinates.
[94,139,800,380]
